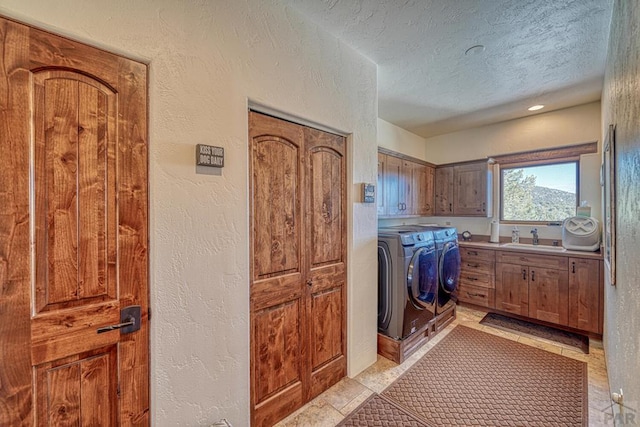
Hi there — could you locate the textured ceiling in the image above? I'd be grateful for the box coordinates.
[282,0,613,138]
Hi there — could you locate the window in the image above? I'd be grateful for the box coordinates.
[500,161,578,223]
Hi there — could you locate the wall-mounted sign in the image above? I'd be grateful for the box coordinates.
[196,144,224,167]
[362,183,375,203]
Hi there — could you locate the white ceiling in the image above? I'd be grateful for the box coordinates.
[282,0,613,138]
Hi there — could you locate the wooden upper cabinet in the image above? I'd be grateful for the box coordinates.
[412,163,434,216]
[454,162,490,216]
[434,166,454,215]
[435,160,492,217]
[568,258,602,333]
[377,149,435,218]
[384,155,403,216]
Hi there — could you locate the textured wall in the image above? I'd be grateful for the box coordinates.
[601,0,640,411]
[0,1,378,425]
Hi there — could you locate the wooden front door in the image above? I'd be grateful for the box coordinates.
[249,112,346,426]
[0,17,149,426]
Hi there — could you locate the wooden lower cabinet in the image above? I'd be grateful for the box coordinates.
[568,258,602,333]
[458,283,495,308]
[528,266,569,325]
[458,247,495,308]
[465,247,602,334]
[249,112,347,426]
[495,263,529,316]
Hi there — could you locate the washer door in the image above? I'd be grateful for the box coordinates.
[439,241,461,294]
[407,245,438,310]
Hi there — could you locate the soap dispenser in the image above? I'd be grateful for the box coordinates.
[512,226,520,243]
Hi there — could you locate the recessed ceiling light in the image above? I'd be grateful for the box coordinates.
[528,105,545,111]
[464,45,485,56]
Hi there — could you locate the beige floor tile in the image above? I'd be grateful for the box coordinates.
[275,399,344,427]
[517,335,564,354]
[338,389,375,416]
[320,377,369,411]
[477,324,521,341]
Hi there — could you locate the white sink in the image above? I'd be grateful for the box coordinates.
[500,242,567,253]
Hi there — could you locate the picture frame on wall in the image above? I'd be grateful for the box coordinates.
[603,124,616,286]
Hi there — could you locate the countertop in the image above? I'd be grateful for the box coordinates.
[458,239,603,260]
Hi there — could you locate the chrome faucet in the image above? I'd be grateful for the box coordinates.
[531,228,539,245]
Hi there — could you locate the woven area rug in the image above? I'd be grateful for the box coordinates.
[336,394,429,426]
[479,312,590,354]
[342,326,587,426]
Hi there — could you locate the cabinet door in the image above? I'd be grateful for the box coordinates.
[528,267,569,325]
[454,163,488,215]
[377,153,386,216]
[413,164,434,216]
[434,166,454,215]
[305,127,347,400]
[495,263,529,316]
[385,155,403,216]
[402,160,414,214]
[250,113,306,425]
[568,258,601,333]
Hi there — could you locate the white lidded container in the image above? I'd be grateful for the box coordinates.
[562,216,600,251]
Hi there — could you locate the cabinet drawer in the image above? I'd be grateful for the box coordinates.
[460,270,494,288]
[496,251,568,270]
[460,258,495,275]
[460,247,495,262]
[458,283,495,308]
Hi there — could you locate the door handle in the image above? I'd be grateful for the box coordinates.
[522,269,527,280]
[97,305,141,334]
[531,270,535,282]
[449,203,452,212]
[572,262,575,273]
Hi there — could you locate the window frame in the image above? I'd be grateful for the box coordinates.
[499,158,581,225]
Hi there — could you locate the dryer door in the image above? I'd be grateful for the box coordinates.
[377,242,392,330]
[407,246,438,310]
[439,241,461,294]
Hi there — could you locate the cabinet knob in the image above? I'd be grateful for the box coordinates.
[531,270,535,282]
[522,269,527,280]
[572,262,576,273]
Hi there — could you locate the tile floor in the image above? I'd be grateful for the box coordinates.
[276,305,613,426]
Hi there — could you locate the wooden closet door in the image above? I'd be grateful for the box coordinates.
[304,127,346,400]
[249,113,346,426]
[249,113,306,426]
[0,17,149,426]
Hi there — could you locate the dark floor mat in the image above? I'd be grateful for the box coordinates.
[381,326,588,426]
[479,312,590,353]
[337,394,431,426]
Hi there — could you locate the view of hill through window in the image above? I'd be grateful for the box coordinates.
[501,162,577,222]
